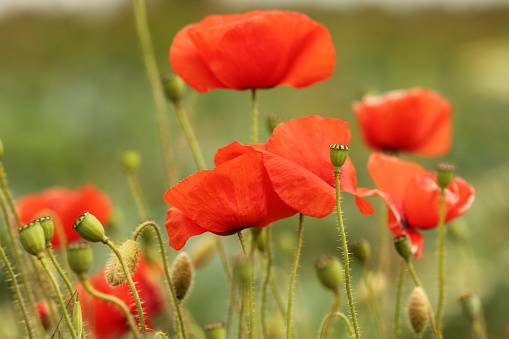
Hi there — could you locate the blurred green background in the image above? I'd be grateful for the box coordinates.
[1,1,509,338]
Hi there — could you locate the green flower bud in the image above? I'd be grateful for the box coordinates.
[204,322,226,339]
[407,287,430,335]
[171,252,193,301]
[73,212,108,243]
[394,235,413,262]
[106,239,140,286]
[35,216,55,247]
[315,255,343,293]
[67,241,93,276]
[349,238,371,265]
[234,253,253,284]
[18,221,46,259]
[459,292,482,323]
[266,114,281,134]
[121,149,140,173]
[161,72,186,103]
[329,143,349,169]
[435,162,456,189]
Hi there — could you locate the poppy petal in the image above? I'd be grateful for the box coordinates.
[406,228,424,260]
[163,170,211,214]
[165,208,208,250]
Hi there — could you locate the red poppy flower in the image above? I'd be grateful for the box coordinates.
[16,184,112,248]
[78,255,163,339]
[353,88,452,156]
[169,10,335,93]
[366,153,474,258]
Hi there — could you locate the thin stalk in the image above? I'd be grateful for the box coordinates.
[319,312,354,339]
[53,219,72,279]
[237,232,254,339]
[80,277,141,339]
[226,276,238,339]
[406,261,422,288]
[472,319,486,339]
[261,227,273,339]
[0,246,33,338]
[286,213,305,339]
[436,188,447,332]
[393,262,405,339]
[237,284,246,339]
[251,89,258,144]
[270,278,286,318]
[126,172,149,220]
[334,169,360,339]
[104,240,146,334]
[237,232,247,255]
[131,0,176,185]
[132,221,187,339]
[320,289,341,339]
[39,257,77,339]
[362,266,385,338]
[47,247,74,295]
[173,101,206,171]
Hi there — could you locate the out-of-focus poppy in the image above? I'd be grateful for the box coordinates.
[353,88,452,157]
[16,184,112,248]
[366,153,474,258]
[169,10,335,93]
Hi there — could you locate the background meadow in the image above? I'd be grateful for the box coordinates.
[1,1,509,337]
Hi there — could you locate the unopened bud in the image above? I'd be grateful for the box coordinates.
[234,253,253,284]
[349,238,371,265]
[35,216,55,247]
[407,287,430,335]
[67,241,93,276]
[161,72,186,103]
[151,331,170,339]
[394,235,413,262]
[121,150,140,173]
[266,114,281,134]
[171,252,193,301]
[190,235,216,269]
[18,221,46,259]
[315,255,343,293]
[329,143,349,169]
[106,239,140,286]
[73,212,108,243]
[459,292,482,323]
[204,322,226,339]
[435,162,456,189]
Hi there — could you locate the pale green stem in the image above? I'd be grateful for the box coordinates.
[226,275,238,339]
[237,284,246,339]
[319,312,354,339]
[132,221,187,339]
[334,169,360,339]
[251,89,258,144]
[104,240,146,334]
[320,289,341,339]
[237,232,254,339]
[131,0,176,186]
[393,262,405,339]
[362,266,385,338]
[126,172,149,220]
[436,188,447,333]
[261,227,273,339]
[173,101,207,171]
[406,261,422,288]
[39,256,77,339]
[47,247,74,295]
[80,277,140,339]
[286,213,305,339]
[0,246,33,338]
[428,308,441,339]
[472,319,486,339]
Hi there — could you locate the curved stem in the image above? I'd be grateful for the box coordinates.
[406,261,422,288]
[363,266,385,338]
[320,289,341,339]
[47,247,74,295]
[334,170,360,339]
[173,101,207,171]
[80,277,140,339]
[393,262,405,339]
[319,312,354,339]
[39,257,77,339]
[250,89,258,144]
[104,240,146,334]
[132,221,187,339]
[436,188,446,333]
[237,232,247,255]
[286,213,304,339]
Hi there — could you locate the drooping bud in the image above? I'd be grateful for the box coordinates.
[266,114,281,134]
[459,292,482,323]
[121,149,140,173]
[349,238,371,266]
[190,235,216,269]
[171,252,193,301]
[315,255,343,293]
[233,253,253,284]
[106,239,140,286]
[394,235,413,262]
[18,221,46,259]
[329,143,349,170]
[407,287,430,335]
[73,212,108,243]
[151,331,170,339]
[35,216,55,247]
[435,162,456,189]
[204,322,226,339]
[67,241,93,276]
[161,72,186,103]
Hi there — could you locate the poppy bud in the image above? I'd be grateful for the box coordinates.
[315,255,343,293]
[459,292,482,323]
[234,253,253,284]
[161,72,186,103]
[35,216,55,247]
[67,241,93,276]
[190,235,216,269]
[349,238,371,265]
[18,221,46,259]
[151,331,170,339]
[435,162,456,189]
[204,322,226,339]
[394,235,413,262]
[121,149,140,173]
[106,239,140,286]
[73,212,108,243]
[329,143,349,169]
[407,287,430,335]
[171,252,193,301]
[266,114,281,134]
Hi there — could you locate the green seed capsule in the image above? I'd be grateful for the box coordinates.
[73,212,107,243]
[18,221,46,259]
[67,241,93,276]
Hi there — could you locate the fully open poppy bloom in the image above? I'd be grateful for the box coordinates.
[169,10,335,93]
[366,153,474,258]
[16,184,112,248]
[353,88,452,157]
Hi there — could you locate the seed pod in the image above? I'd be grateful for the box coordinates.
[106,239,140,286]
[435,162,456,189]
[73,212,107,243]
[315,255,343,293]
[171,252,193,300]
[204,322,226,339]
[407,287,430,335]
[67,241,93,276]
[36,216,55,247]
[329,143,349,169]
[121,150,140,173]
[394,235,413,262]
[349,238,371,265]
[18,221,46,259]
[161,72,186,103]
[459,292,482,323]
[151,331,170,339]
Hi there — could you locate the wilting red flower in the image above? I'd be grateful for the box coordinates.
[78,255,163,339]
[353,88,452,156]
[16,184,112,248]
[169,10,335,93]
[366,153,474,258]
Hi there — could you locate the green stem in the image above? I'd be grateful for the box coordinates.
[0,246,33,338]
[436,188,447,333]
[472,319,486,339]
[53,217,73,279]
[237,232,254,339]
[251,89,258,144]
[318,312,354,339]
[261,227,273,339]
[104,240,147,334]
[286,213,305,339]
[131,0,176,186]
[363,266,385,338]
[237,284,246,339]
[39,256,77,339]
[406,261,422,288]
[334,170,360,339]
[393,262,405,339]
[174,101,207,171]
[80,277,140,339]
[47,247,74,295]
[126,172,149,220]
[320,289,341,339]
[132,221,187,339]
